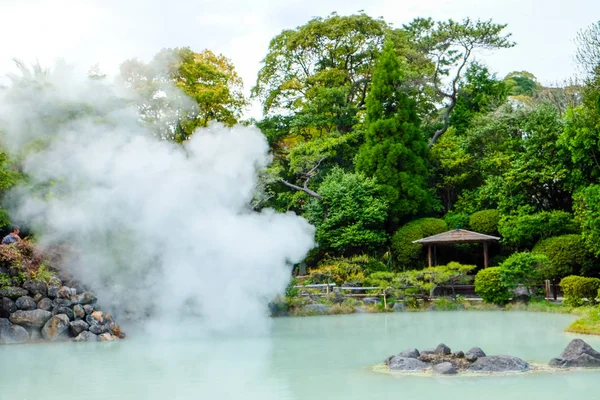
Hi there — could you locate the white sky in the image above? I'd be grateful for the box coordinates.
[1,0,599,118]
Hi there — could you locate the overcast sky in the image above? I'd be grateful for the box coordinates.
[1,0,599,118]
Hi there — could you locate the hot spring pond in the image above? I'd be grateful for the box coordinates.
[1,311,599,399]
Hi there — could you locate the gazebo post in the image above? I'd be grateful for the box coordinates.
[483,242,489,268]
[434,245,438,266]
[428,245,432,267]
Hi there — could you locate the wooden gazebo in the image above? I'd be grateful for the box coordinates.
[412,229,500,268]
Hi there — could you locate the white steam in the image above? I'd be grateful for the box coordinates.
[0,64,314,335]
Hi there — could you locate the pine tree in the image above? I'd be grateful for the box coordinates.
[355,38,437,224]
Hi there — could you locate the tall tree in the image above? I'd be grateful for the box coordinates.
[355,39,436,224]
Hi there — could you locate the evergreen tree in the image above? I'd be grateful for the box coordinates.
[355,39,437,224]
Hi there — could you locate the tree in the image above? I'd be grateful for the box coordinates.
[575,21,600,76]
[503,71,538,96]
[574,184,600,256]
[355,39,436,222]
[404,18,514,147]
[121,47,247,142]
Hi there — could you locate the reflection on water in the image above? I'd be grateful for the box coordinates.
[1,312,599,400]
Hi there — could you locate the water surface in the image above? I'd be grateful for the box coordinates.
[1,311,597,399]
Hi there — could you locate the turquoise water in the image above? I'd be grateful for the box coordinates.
[0,311,598,399]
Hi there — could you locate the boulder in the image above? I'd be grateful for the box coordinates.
[15,296,37,311]
[52,305,75,321]
[433,362,458,375]
[41,314,70,341]
[392,303,407,312]
[301,304,331,315]
[73,304,85,319]
[9,309,52,328]
[83,305,94,315]
[435,343,452,355]
[453,351,465,358]
[362,297,379,306]
[511,285,530,303]
[74,331,97,342]
[420,348,436,355]
[387,356,431,371]
[56,286,71,299]
[0,318,29,344]
[1,297,17,318]
[0,287,28,300]
[69,320,89,337]
[549,339,600,368]
[47,277,62,298]
[53,298,73,307]
[99,333,118,341]
[468,355,530,373]
[466,347,486,362]
[37,298,53,311]
[28,328,42,341]
[398,348,420,359]
[33,293,43,302]
[22,280,47,297]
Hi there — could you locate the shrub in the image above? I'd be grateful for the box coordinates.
[444,212,470,230]
[498,252,549,294]
[532,234,593,279]
[475,267,511,305]
[391,218,447,270]
[560,275,600,306]
[469,209,501,235]
[308,257,365,286]
[498,211,579,249]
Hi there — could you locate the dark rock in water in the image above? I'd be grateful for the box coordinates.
[22,280,47,297]
[454,351,465,358]
[549,339,600,368]
[56,286,71,299]
[53,298,73,307]
[74,331,97,342]
[83,305,94,315]
[73,304,85,319]
[1,297,17,318]
[433,362,458,375]
[37,298,53,312]
[362,297,379,306]
[41,314,70,341]
[435,343,452,355]
[15,296,37,311]
[28,328,42,341]
[9,309,52,328]
[0,318,29,344]
[89,324,109,335]
[398,348,420,359]
[465,347,486,362]
[71,292,97,305]
[47,277,62,298]
[420,348,436,355]
[392,303,407,312]
[388,356,431,371]
[69,320,89,337]
[302,304,331,315]
[52,305,75,321]
[99,333,118,341]
[0,287,28,300]
[468,355,530,373]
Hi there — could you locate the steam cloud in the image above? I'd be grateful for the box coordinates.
[0,63,314,335]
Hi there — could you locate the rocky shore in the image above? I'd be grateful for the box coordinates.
[0,276,124,345]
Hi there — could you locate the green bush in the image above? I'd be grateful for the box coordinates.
[560,275,600,306]
[391,218,447,271]
[498,252,549,294]
[532,234,593,279]
[444,212,470,230]
[475,267,511,305]
[498,211,579,249]
[469,209,501,235]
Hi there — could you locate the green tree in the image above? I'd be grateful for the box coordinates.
[355,39,436,222]
[503,71,538,96]
[498,252,549,294]
[574,184,600,256]
[532,234,594,279]
[391,218,447,270]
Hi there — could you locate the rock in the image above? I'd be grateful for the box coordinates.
[9,309,52,328]
[362,297,379,306]
[435,343,452,355]
[69,320,89,336]
[466,347,486,362]
[0,318,29,344]
[28,328,42,341]
[420,348,436,355]
[73,304,85,319]
[91,311,104,323]
[33,293,43,302]
[99,333,118,341]
[74,331,97,342]
[37,298,53,311]
[392,303,407,312]
[511,285,530,303]
[387,356,431,371]
[53,298,73,307]
[41,314,70,341]
[398,348,420,359]
[22,280,47,297]
[15,296,37,311]
[83,305,94,315]
[433,362,458,375]
[301,304,331,315]
[89,324,109,335]
[454,351,465,358]
[1,297,17,318]
[549,339,600,368]
[468,355,530,373]
[56,286,71,299]
[47,277,62,298]
[52,305,75,321]
[0,287,28,300]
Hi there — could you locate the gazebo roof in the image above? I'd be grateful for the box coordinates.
[412,229,500,245]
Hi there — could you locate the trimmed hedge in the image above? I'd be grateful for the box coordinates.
[469,209,501,235]
[391,218,447,271]
[532,234,591,279]
[560,275,600,307]
[498,211,579,249]
[474,267,511,305]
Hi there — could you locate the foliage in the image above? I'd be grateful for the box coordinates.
[498,252,549,294]
[391,218,447,270]
[308,257,368,286]
[504,71,538,96]
[574,185,600,256]
[560,275,600,306]
[443,212,470,230]
[398,262,476,298]
[498,211,579,249]
[469,209,501,235]
[532,235,594,279]
[303,167,390,255]
[474,267,511,305]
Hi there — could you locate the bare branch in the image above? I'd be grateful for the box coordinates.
[280,179,322,199]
